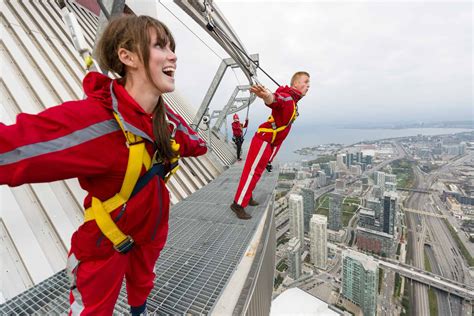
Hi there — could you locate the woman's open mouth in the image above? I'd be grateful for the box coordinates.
[162,67,175,78]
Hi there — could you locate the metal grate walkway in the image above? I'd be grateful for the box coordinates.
[0,160,278,315]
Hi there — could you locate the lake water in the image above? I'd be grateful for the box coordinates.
[242,127,473,162]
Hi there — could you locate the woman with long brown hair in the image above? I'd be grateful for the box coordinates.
[0,15,207,315]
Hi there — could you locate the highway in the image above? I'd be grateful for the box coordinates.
[403,149,473,316]
[425,244,454,316]
[379,268,397,315]
[376,258,474,300]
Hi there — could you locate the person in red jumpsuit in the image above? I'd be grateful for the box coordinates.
[230,72,310,219]
[231,113,248,161]
[0,15,207,315]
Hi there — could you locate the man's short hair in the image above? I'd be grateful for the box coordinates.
[291,71,310,86]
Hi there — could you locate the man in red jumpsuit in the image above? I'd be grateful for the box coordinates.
[230,72,310,219]
[231,113,248,161]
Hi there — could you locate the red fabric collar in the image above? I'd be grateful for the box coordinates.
[83,72,154,138]
[276,85,303,103]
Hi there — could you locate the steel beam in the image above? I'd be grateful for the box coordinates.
[212,84,246,131]
[173,0,257,81]
[92,0,126,57]
[191,57,235,128]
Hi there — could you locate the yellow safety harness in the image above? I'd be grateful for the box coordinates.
[257,101,298,144]
[83,112,180,253]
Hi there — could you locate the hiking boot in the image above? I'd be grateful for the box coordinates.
[131,302,148,316]
[248,196,259,206]
[230,202,252,220]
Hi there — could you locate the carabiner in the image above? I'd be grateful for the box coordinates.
[167,120,177,139]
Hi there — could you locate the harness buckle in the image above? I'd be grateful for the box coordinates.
[125,139,145,148]
[113,235,134,253]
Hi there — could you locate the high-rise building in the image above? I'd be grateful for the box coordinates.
[336,154,347,172]
[310,215,327,270]
[353,162,366,172]
[289,194,304,248]
[342,249,379,316]
[287,237,302,280]
[346,153,354,167]
[317,171,327,187]
[296,171,307,180]
[320,163,331,178]
[311,164,320,177]
[363,155,372,165]
[385,174,396,184]
[301,188,315,233]
[356,226,394,255]
[366,198,382,228]
[337,154,345,165]
[372,185,384,199]
[443,145,462,156]
[350,165,362,175]
[385,182,397,192]
[375,171,385,187]
[359,208,376,230]
[329,161,337,177]
[328,193,343,231]
[382,192,397,235]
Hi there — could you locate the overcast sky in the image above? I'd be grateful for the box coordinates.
[130,0,472,130]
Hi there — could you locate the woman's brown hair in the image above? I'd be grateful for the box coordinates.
[95,15,176,161]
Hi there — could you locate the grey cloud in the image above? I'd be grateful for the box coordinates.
[130,0,472,126]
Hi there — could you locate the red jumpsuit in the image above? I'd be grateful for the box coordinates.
[231,119,248,160]
[0,72,207,315]
[231,119,248,138]
[233,86,302,207]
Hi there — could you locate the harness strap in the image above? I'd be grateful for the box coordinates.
[130,163,167,197]
[257,101,298,144]
[83,113,151,253]
[83,94,182,253]
[83,131,150,252]
[91,197,134,253]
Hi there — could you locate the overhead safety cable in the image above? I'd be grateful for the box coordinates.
[157,0,223,61]
[207,22,281,87]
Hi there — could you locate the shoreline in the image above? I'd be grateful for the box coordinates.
[291,129,473,160]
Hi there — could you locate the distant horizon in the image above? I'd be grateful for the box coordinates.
[296,119,473,129]
[270,127,473,162]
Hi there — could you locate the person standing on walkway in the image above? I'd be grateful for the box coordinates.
[0,15,207,315]
[231,113,248,161]
[230,72,310,219]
